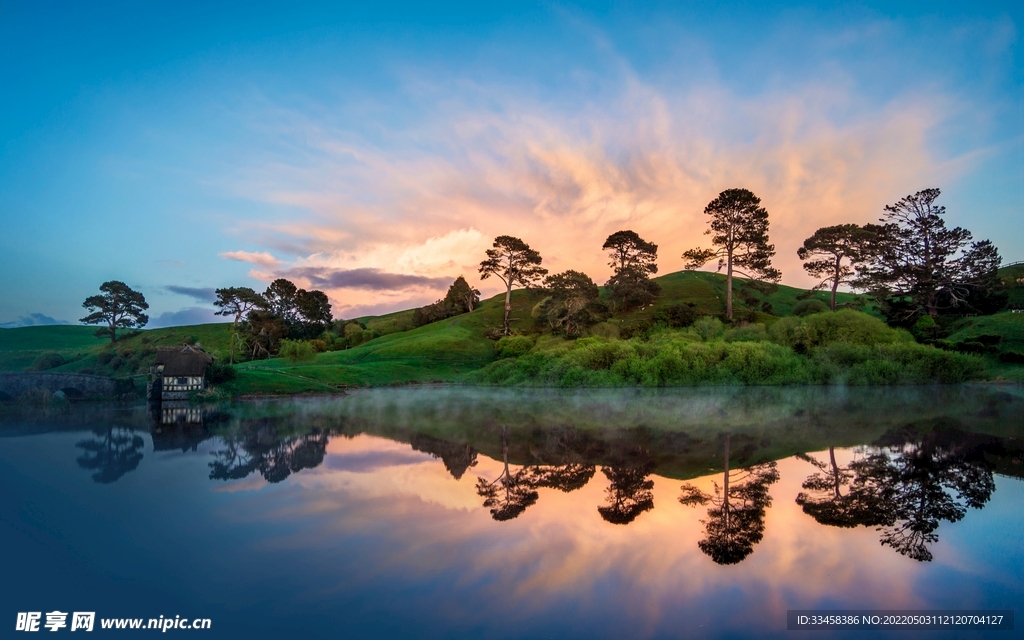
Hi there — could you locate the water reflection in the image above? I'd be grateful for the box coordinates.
[210,426,330,484]
[680,435,779,564]
[598,449,655,525]
[797,421,998,562]
[75,425,144,484]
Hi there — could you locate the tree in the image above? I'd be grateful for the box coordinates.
[80,281,149,342]
[683,189,780,320]
[541,270,605,337]
[445,276,481,313]
[858,188,1002,321]
[295,289,333,335]
[603,230,659,275]
[479,236,548,335]
[263,279,299,321]
[214,287,265,363]
[797,225,874,311]
[412,277,481,328]
[603,230,660,310]
[679,435,779,564]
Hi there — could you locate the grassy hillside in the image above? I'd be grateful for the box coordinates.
[3,269,1021,393]
[0,325,108,372]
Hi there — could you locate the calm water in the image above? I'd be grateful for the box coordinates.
[2,386,1022,639]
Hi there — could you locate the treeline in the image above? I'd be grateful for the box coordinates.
[470,186,1006,340]
[214,278,335,360]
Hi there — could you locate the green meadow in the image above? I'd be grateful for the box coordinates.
[2,268,1023,395]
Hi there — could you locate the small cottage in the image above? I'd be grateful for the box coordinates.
[149,345,214,401]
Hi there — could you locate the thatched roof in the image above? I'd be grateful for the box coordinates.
[156,345,214,377]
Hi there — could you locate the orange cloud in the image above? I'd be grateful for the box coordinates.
[223,58,986,315]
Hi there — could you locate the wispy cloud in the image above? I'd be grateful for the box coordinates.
[0,313,70,329]
[149,307,228,328]
[220,250,282,268]
[282,267,451,292]
[208,15,1007,316]
[165,285,218,303]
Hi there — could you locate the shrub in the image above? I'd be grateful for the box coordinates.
[587,322,620,339]
[278,339,317,364]
[495,335,534,358]
[309,339,329,353]
[769,310,902,351]
[206,360,237,384]
[29,351,65,371]
[96,351,114,365]
[654,303,697,328]
[619,319,655,340]
[911,315,944,342]
[999,351,1024,364]
[725,324,767,343]
[692,316,725,342]
[792,299,829,317]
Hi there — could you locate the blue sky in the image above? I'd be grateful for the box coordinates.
[1,1,1021,326]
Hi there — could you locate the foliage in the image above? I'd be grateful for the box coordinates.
[412,276,482,328]
[278,339,317,364]
[479,235,548,335]
[857,188,1003,322]
[539,270,607,337]
[654,303,697,328]
[29,351,66,371]
[692,316,725,342]
[792,299,829,317]
[682,188,780,319]
[205,359,238,384]
[767,309,907,352]
[495,335,534,358]
[603,230,660,310]
[80,281,149,342]
[214,287,265,327]
[798,224,874,311]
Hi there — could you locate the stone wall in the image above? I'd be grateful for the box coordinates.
[0,372,121,400]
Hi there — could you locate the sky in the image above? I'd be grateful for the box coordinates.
[1,1,1021,327]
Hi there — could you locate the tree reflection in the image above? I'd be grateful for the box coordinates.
[795,427,997,562]
[795,447,887,529]
[530,427,597,493]
[410,434,478,480]
[76,426,145,484]
[853,429,994,562]
[476,427,539,521]
[209,428,330,484]
[598,448,655,525]
[679,435,779,565]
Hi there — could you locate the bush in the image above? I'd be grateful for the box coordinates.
[278,339,317,364]
[654,303,697,328]
[769,310,903,351]
[495,335,534,358]
[309,339,329,353]
[206,360,237,384]
[792,299,829,317]
[692,316,725,342]
[999,351,1024,364]
[911,315,944,342]
[29,351,65,371]
[725,324,767,343]
[620,319,654,340]
[96,351,114,365]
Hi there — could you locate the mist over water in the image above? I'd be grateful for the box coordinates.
[2,385,1022,638]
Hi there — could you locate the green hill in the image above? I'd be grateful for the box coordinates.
[3,268,1022,392]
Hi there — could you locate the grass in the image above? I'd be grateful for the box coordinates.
[2,269,1021,392]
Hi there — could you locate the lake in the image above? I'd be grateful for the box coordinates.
[2,385,1022,638]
